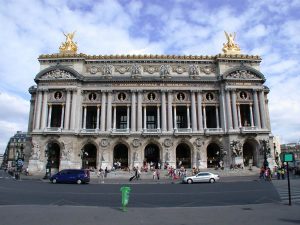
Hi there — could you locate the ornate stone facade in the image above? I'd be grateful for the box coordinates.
[27,50,274,174]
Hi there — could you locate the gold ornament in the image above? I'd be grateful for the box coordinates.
[222,31,241,54]
[59,31,78,54]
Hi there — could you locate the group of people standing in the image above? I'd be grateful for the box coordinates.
[259,165,287,181]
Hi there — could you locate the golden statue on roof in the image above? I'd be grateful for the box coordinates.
[59,31,78,54]
[222,31,241,54]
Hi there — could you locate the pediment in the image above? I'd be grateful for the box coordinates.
[223,65,265,82]
[40,68,76,80]
[35,65,83,82]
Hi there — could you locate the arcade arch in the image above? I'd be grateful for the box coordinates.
[176,143,191,168]
[207,143,220,168]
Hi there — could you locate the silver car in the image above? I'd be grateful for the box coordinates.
[183,172,220,184]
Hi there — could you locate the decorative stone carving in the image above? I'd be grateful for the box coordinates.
[100,139,109,148]
[133,151,139,161]
[89,66,98,74]
[144,65,159,74]
[200,66,215,75]
[132,138,142,148]
[165,151,170,162]
[174,65,185,74]
[230,140,243,157]
[102,64,113,77]
[42,69,74,79]
[160,65,171,78]
[189,64,199,76]
[194,138,203,147]
[227,70,258,79]
[31,141,40,160]
[61,141,72,161]
[163,138,173,147]
[131,64,142,78]
[115,66,130,74]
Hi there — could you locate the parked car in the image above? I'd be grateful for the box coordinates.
[183,172,220,184]
[50,169,90,184]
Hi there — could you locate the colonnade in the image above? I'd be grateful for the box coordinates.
[32,88,269,133]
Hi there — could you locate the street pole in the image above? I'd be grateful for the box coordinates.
[287,162,292,206]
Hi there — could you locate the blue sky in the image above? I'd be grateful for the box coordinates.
[0,0,300,153]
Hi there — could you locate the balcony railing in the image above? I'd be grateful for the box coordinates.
[174,128,192,134]
[142,128,162,135]
[204,128,223,134]
[111,128,130,135]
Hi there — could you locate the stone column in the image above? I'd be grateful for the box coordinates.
[259,90,267,129]
[113,105,116,130]
[137,91,143,132]
[167,91,173,131]
[231,90,238,129]
[83,105,87,129]
[34,90,43,130]
[60,104,65,129]
[187,105,191,129]
[253,90,261,128]
[40,90,48,130]
[203,105,207,129]
[157,105,160,129]
[161,91,167,131]
[131,91,136,132]
[219,89,226,131]
[75,89,82,132]
[173,105,177,129]
[100,91,106,132]
[64,90,71,130]
[143,105,147,130]
[225,90,233,130]
[197,91,203,131]
[249,104,254,127]
[96,105,100,130]
[127,105,130,130]
[70,90,77,130]
[216,105,220,129]
[191,91,197,131]
[237,104,241,127]
[47,104,52,128]
[106,91,112,131]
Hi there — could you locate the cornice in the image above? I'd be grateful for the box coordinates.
[38,53,261,62]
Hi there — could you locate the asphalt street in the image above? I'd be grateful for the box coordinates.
[0,170,299,225]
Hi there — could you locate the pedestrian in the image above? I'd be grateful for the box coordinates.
[156,169,160,180]
[281,167,285,180]
[104,167,108,178]
[153,170,156,179]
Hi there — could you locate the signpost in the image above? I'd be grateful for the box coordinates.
[281,152,294,206]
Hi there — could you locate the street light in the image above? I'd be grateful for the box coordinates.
[43,143,52,179]
[79,149,88,169]
[259,139,271,169]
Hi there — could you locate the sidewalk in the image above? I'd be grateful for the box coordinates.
[18,167,261,184]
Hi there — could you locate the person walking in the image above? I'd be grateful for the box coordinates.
[156,169,160,180]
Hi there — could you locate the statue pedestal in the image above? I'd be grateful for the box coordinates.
[234,157,243,165]
[60,160,78,170]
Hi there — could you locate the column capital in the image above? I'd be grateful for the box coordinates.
[161,90,167,93]
[97,104,100,108]
[190,90,197,93]
[131,89,138,93]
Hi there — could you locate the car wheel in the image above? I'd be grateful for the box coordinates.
[77,179,82,184]
[209,178,215,183]
[187,179,193,184]
[52,179,57,184]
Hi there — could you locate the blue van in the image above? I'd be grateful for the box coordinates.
[50,169,90,184]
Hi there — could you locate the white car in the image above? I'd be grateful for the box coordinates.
[183,172,220,184]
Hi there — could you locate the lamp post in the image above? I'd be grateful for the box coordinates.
[259,139,270,169]
[43,143,52,179]
[79,149,88,169]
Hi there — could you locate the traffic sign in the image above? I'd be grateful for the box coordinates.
[283,153,294,162]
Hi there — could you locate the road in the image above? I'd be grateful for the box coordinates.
[0,177,280,207]
[1,170,300,225]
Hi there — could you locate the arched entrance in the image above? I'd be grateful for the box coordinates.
[243,141,257,167]
[144,144,160,168]
[82,143,97,169]
[47,142,60,170]
[113,144,129,168]
[207,143,220,168]
[176,143,191,168]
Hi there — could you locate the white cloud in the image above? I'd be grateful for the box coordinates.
[0,0,300,153]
